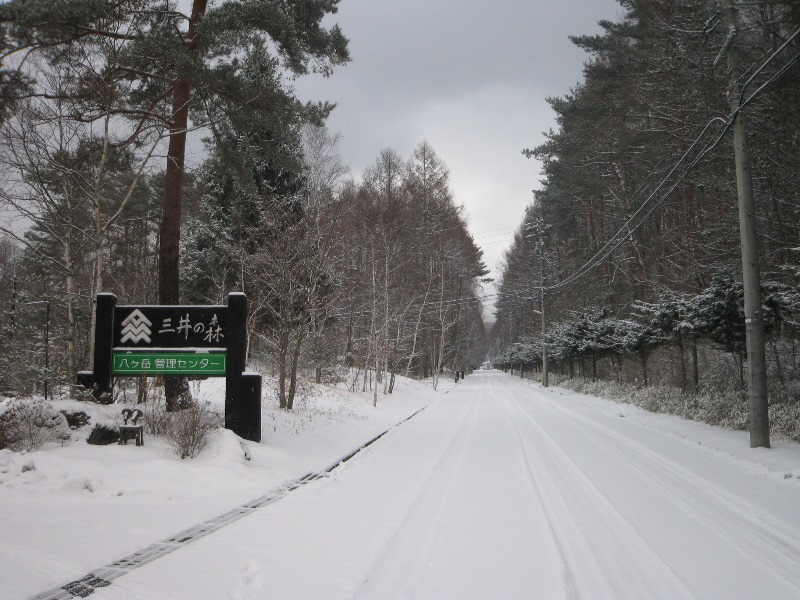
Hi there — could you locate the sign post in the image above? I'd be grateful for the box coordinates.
[78,293,261,442]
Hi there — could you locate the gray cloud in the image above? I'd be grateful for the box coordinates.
[295,0,623,317]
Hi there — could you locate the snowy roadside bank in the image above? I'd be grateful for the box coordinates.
[0,375,449,599]
[518,376,800,481]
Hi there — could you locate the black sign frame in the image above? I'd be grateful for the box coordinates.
[78,292,260,442]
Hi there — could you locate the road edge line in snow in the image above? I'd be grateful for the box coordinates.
[319,404,430,474]
[28,404,431,600]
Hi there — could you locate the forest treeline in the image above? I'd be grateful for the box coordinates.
[491,1,800,403]
[0,1,488,407]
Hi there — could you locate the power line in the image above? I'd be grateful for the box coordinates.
[524,26,800,294]
[738,26,800,106]
[543,117,728,292]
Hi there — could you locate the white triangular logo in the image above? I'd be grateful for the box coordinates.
[120,309,152,344]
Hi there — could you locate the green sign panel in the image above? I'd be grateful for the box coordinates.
[112,352,226,375]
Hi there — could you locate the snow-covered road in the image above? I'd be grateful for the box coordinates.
[93,370,800,599]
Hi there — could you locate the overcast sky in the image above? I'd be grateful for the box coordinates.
[295,0,623,320]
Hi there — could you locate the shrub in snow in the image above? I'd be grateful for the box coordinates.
[165,401,223,459]
[143,387,171,436]
[769,402,800,443]
[692,388,747,429]
[60,410,91,430]
[318,364,349,385]
[0,417,9,450]
[626,385,689,417]
[555,375,800,439]
[0,400,71,452]
[75,384,112,405]
[86,424,120,445]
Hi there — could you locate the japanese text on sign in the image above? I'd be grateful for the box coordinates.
[113,305,228,349]
[112,352,227,376]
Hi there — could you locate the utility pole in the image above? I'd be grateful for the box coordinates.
[722,0,770,448]
[44,300,50,401]
[537,197,549,388]
[541,286,548,388]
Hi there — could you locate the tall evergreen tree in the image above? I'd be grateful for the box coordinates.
[497,0,800,397]
[2,0,349,407]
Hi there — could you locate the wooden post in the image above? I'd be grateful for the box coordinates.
[78,293,116,398]
[225,293,247,435]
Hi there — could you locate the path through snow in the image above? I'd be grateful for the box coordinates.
[84,370,800,599]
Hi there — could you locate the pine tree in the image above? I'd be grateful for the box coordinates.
[2,0,349,408]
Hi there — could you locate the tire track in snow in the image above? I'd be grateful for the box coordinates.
[356,375,572,600]
[495,385,696,600]
[522,387,800,597]
[354,386,482,599]
[530,387,800,545]
[491,386,608,600]
[27,406,432,600]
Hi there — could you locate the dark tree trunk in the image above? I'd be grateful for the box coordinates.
[286,325,306,411]
[159,76,189,307]
[641,354,648,387]
[677,335,687,390]
[159,1,208,411]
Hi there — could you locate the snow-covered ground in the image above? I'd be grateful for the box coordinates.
[0,375,438,599]
[3,370,800,599]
